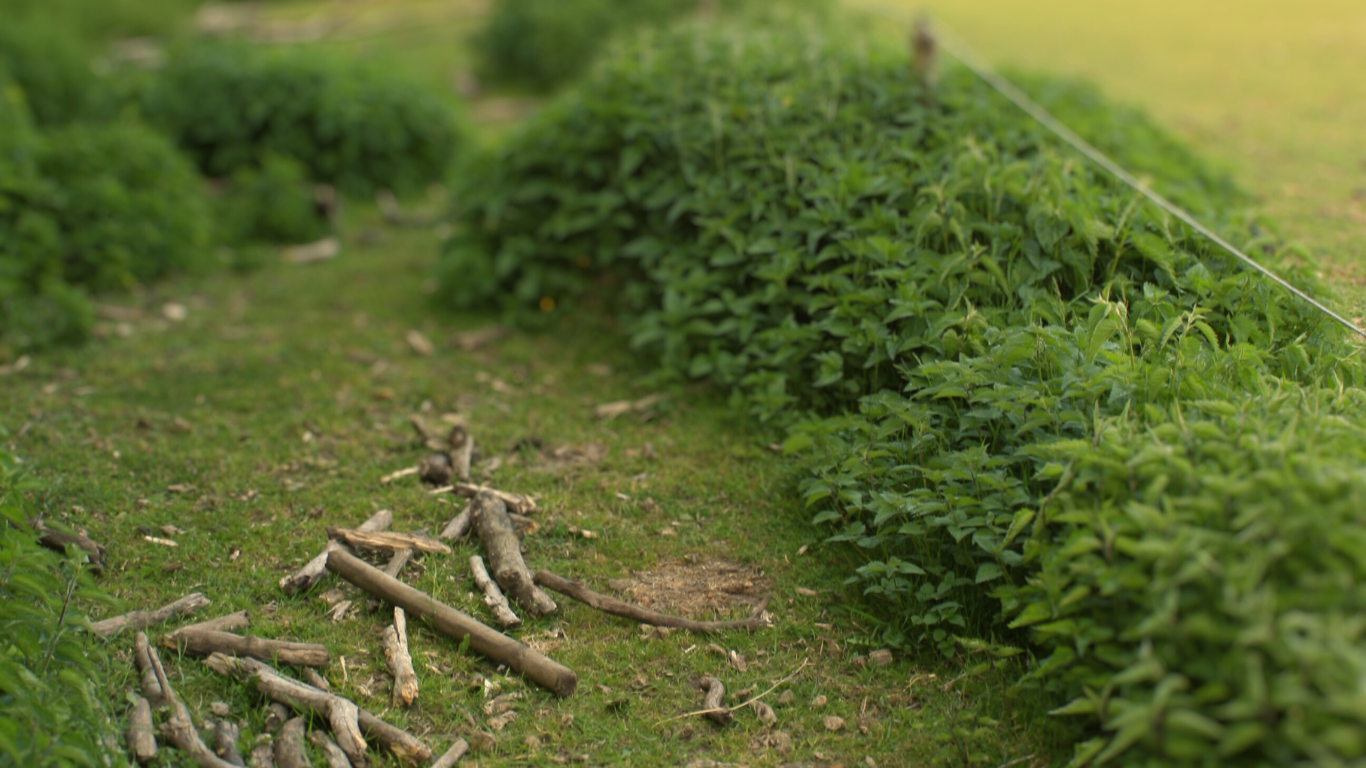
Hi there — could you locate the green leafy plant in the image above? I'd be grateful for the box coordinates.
[141,45,464,195]
[0,18,99,126]
[435,23,1366,766]
[213,153,329,247]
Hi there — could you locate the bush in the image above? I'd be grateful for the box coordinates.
[142,46,463,195]
[437,24,1366,765]
[0,92,211,351]
[213,153,329,247]
[0,447,124,768]
[0,18,99,126]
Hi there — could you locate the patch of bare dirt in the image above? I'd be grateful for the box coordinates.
[610,559,769,618]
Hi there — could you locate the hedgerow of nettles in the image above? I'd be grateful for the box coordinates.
[436,25,1366,766]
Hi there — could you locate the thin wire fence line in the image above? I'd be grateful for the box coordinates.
[930,22,1366,341]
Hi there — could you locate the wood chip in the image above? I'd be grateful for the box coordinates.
[143,535,178,547]
[451,325,507,351]
[823,715,845,731]
[283,237,339,264]
[405,329,435,356]
[594,393,668,420]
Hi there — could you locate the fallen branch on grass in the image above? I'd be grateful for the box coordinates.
[438,508,470,541]
[146,643,240,768]
[697,676,732,725]
[449,425,473,482]
[133,632,164,705]
[470,555,521,630]
[594,393,668,420]
[174,609,252,635]
[431,739,468,768]
[326,548,577,697]
[165,629,330,667]
[212,720,244,766]
[379,466,418,485]
[205,653,433,765]
[428,482,537,515]
[126,696,157,763]
[381,608,419,707]
[91,593,210,637]
[381,527,427,578]
[326,527,450,555]
[279,509,391,594]
[308,730,352,768]
[657,658,810,726]
[274,719,308,768]
[534,571,772,633]
[472,493,556,618]
[36,524,106,573]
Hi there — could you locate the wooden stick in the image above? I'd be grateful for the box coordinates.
[472,493,556,617]
[379,466,419,485]
[752,699,777,725]
[36,524,106,573]
[146,644,240,768]
[699,676,733,725]
[264,703,290,734]
[428,483,537,515]
[205,654,431,765]
[382,608,419,707]
[248,742,274,768]
[279,509,392,594]
[534,571,771,633]
[380,526,426,580]
[165,629,330,667]
[449,426,473,482]
[419,453,454,486]
[175,609,251,635]
[326,548,577,697]
[431,738,468,768]
[303,668,330,691]
[326,528,450,555]
[92,593,210,638]
[213,720,245,766]
[203,654,368,767]
[438,508,470,541]
[126,696,157,763]
[133,632,164,705]
[273,719,308,768]
[470,556,521,630]
[308,731,352,768]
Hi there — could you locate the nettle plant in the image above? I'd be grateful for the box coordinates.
[437,24,1366,766]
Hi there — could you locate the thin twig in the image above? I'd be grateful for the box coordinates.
[655,657,810,726]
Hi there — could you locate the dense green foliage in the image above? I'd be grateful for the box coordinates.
[0,88,210,351]
[436,26,1366,765]
[0,447,123,768]
[142,46,463,195]
[0,19,100,126]
[213,153,330,247]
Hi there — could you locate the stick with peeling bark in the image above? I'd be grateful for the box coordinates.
[326,548,577,697]
[205,654,431,765]
[470,556,521,629]
[91,593,210,638]
[326,527,450,555]
[381,608,419,707]
[165,629,330,667]
[429,483,537,515]
[279,509,392,594]
[472,493,556,617]
[127,696,157,763]
[146,644,241,768]
[134,632,164,705]
[533,572,772,633]
[175,609,252,635]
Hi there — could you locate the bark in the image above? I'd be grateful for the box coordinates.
[133,632,164,705]
[175,609,251,635]
[699,676,733,725]
[165,629,330,667]
[213,720,245,766]
[126,696,157,763]
[429,483,537,515]
[36,525,106,573]
[470,556,521,630]
[325,548,577,697]
[418,453,453,486]
[448,426,473,482]
[308,731,353,768]
[264,703,290,734]
[381,608,419,707]
[431,738,469,768]
[279,509,392,594]
[438,508,470,541]
[325,527,449,555]
[304,668,330,691]
[471,493,556,617]
[248,743,274,768]
[273,719,309,768]
[146,643,241,768]
[91,593,210,637]
[534,571,772,633]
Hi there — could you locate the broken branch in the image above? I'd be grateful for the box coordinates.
[472,493,556,617]
[273,719,308,768]
[381,607,419,707]
[470,555,521,630]
[165,629,330,667]
[147,643,240,768]
[428,482,537,515]
[431,739,468,768]
[326,527,450,555]
[133,632,164,705]
[174,609,252,635]
[308,730,352,768]
[90,593,210,638]
[698,676,733,725]
[534,571,771,633]
[438,508,470,541]
[448,425,473,482]
[126,696,157,763]
[279,509,391,594]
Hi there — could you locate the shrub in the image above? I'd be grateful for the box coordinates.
[0,18,99,126]
[436,24,1366,766]
[0,447,123,768]
[213,153,329,247]
[142,46,463,195]
[0,97,211,351]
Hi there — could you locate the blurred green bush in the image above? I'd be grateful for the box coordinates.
[142,46,464,195]
[213,153,329,248]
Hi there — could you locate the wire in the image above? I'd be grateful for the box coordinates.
[930,23,1366,341]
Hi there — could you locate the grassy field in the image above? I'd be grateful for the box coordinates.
[5,1,1361,766]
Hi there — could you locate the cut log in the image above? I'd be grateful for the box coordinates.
[175,609,251,635]
[133,632,164,705]
[213,720,245,766]
[203,654,367,767]
[438,508,470,541]
[273,719,308,768]
[325,528,450,555]
[699,676,733,725]
[431,738,468,768]
[533,571,771,633]
[470,556,520,630]
[264,703,290,734]
[126,696,157,763]
[92,593,210,638]
[146,643,241,768]
[279,509,392,594]
[428,483,536,515]
[308,731,352,768]
[448,426,473,482]
[471,493,556,617]
[165,629,330,667]
[381,608,419,707]
[325,548,576,697]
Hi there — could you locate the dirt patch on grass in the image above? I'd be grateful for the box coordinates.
[611,559,769,619]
